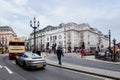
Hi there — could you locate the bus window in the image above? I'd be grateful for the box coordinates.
[9,42,24,46]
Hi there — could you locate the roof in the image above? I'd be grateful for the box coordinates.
[0,26,16,34]
[0,26,13,31]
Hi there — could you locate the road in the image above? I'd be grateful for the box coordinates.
[0,54,109,80]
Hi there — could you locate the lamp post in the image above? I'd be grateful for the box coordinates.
[113,38,116,62]
[30,17,39,52]
[108,30,111,53]
[108,29,113,60]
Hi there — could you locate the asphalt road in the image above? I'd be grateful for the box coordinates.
[0,54,108,80]
[47,53,120,72]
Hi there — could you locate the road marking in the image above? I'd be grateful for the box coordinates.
[4,66,13,74]
[11,61,15,64]
[0,65,3,68]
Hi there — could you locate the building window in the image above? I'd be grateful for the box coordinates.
[50,36,52,40]
[47,37,49,41]
[55,36,57,40]
[53,36,57,40]
[88,41,90,45]
[88,34,89,38]
[59,35,62,39]
[68,27,70,30]
[80,32,83,40]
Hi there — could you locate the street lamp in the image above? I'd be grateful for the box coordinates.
[108,29,113,60]
[113,38,116,62]
[108,29,111,53]
[30,17,39,52]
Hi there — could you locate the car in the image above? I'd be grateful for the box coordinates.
[15,52,46,69]
[98,52,105,57]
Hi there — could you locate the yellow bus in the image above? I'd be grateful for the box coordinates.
[9,37,25,59]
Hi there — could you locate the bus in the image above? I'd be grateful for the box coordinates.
[9,37,25,59]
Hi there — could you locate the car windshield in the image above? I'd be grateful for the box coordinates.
[25,52,40,58]
[20,54,28,58]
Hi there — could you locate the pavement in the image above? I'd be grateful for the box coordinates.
[76,54,120,65]
[42,53,120,80]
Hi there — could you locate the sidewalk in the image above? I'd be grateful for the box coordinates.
[76,54,120,65]
[42,52,120,65]
[43,53,120,79]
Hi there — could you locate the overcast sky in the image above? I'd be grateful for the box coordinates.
[0,0,120,42]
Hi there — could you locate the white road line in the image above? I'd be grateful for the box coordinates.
[11,61,15,64]
[4,66,13,74]
[0,65,3,68]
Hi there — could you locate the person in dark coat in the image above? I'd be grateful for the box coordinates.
[56,46,64,65]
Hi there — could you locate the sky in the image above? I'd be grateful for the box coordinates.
[0,0,120,42]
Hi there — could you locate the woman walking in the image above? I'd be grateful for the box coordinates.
[80,49,85,58]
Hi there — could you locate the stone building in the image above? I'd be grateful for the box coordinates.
[0,26,16,53]
[28,22,109,53]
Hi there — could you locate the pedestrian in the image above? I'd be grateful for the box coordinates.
[116,51,120,60]
[76,49,79,54]
[80,49,85,58]
[56,46,64,65]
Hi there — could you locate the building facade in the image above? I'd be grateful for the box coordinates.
[28,23,109,53]
[0,26,17,53]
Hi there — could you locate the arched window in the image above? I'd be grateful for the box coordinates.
[47,37,49,41]
[59,35,62,39]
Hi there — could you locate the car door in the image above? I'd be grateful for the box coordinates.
[18,54,27,65]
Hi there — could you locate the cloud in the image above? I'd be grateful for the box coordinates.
[40,1,120,41]
[0,0,120,41]
[0,0,33,37]
[13,0,29,6]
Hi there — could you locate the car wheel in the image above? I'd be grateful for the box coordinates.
[9,57,12,60]
[42,65,46,69]
[15,59,19,65]
[23,61,27,69]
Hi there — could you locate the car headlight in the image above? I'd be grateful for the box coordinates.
[42,57,45,60]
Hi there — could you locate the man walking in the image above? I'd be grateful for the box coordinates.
[56,46,64,65]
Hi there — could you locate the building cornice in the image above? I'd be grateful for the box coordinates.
[30,22,107,39]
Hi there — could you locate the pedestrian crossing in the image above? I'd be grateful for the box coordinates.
[0,65,3,68]
[4,66,13,74]
[11,61,15,64]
